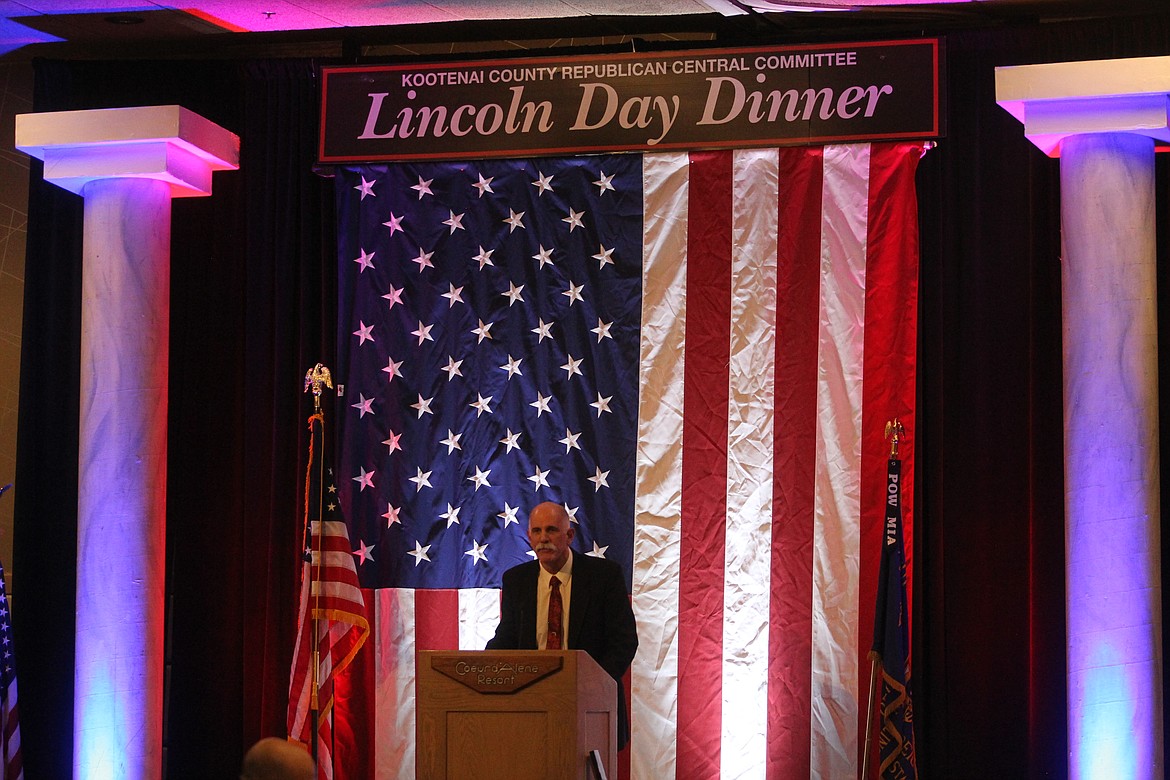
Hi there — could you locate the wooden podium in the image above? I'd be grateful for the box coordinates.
[416,649,617,779]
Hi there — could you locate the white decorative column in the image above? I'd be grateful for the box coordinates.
[15,106,238,780]
[997,58,1168,780]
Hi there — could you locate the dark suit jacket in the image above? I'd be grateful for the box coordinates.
[486,551,638,747]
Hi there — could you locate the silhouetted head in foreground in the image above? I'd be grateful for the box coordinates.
[240,737,315,780]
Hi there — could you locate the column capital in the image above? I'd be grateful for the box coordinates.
[995,55,1170,157]
[16,104,239,197]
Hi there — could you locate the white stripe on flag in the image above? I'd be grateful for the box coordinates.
[631,151,689,779]
[722,148,779,780]
[374,588,415,780]
[810,143,872,778]
[458,588,502,650]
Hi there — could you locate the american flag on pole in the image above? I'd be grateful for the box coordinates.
[327,142,922,779]
[287,413,370,779]
[0,557,21,780]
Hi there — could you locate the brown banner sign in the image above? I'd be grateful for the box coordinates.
[429,654,564,694]
[319,39,943,162]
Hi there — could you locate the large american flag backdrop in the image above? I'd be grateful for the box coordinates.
[319,142,922,779]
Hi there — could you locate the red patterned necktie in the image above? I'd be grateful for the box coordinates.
[547,576,563,650]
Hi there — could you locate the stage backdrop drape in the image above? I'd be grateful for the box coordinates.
[319,142,922,780]
[11,8,1170,780]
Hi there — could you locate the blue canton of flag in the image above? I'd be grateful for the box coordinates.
[334,157,642,592]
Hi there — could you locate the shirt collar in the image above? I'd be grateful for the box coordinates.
[540,548,574,581]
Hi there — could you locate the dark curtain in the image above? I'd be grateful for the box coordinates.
[12,8,1170,780]
[15,58,333,778]
[915,12,1170,780]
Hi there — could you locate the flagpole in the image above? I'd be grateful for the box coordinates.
[862,650,879,780]
[861,418,904,780]
[304,364,333,779]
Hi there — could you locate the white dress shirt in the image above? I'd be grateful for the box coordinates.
[535,549,574,649]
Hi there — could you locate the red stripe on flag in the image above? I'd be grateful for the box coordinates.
[864,143,921,609]
[678,151,733,778]
[416,589,460,650]
[768,146,825,778]
[333,590,377,780]
[857,142,923,776]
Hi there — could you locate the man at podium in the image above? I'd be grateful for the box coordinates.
[487,501,639,748]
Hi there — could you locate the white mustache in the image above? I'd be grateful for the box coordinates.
[533,543,556,552]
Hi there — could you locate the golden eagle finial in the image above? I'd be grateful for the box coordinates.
[304,363,333,412]
[884,418,905,458]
